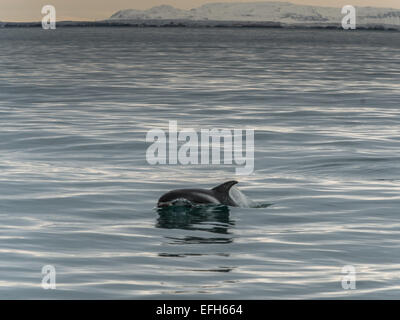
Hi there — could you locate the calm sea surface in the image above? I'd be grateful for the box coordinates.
[0,27,399,299]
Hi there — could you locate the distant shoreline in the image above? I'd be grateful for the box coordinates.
[0,20,399,31]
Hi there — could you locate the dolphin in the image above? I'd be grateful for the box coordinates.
[157,180,243,208]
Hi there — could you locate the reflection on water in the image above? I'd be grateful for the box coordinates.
[156,205,233,233]
[156,205,234,244]
[156,205,235,274]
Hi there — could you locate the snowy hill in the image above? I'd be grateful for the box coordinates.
[110,2,400,27]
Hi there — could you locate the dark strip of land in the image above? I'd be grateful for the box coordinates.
[0,19,398,31]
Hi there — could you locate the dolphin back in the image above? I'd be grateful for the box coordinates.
[158,180,251,208]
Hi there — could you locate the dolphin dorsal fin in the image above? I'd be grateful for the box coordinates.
[212,181,238,195]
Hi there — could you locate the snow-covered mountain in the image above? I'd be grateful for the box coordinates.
[110,2,400,27]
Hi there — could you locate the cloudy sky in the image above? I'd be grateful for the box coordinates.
[1,0,400,21]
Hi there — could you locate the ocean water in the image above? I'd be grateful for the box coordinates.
[0,27,399,299]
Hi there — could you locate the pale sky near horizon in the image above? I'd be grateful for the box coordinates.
[1,0,400,22]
